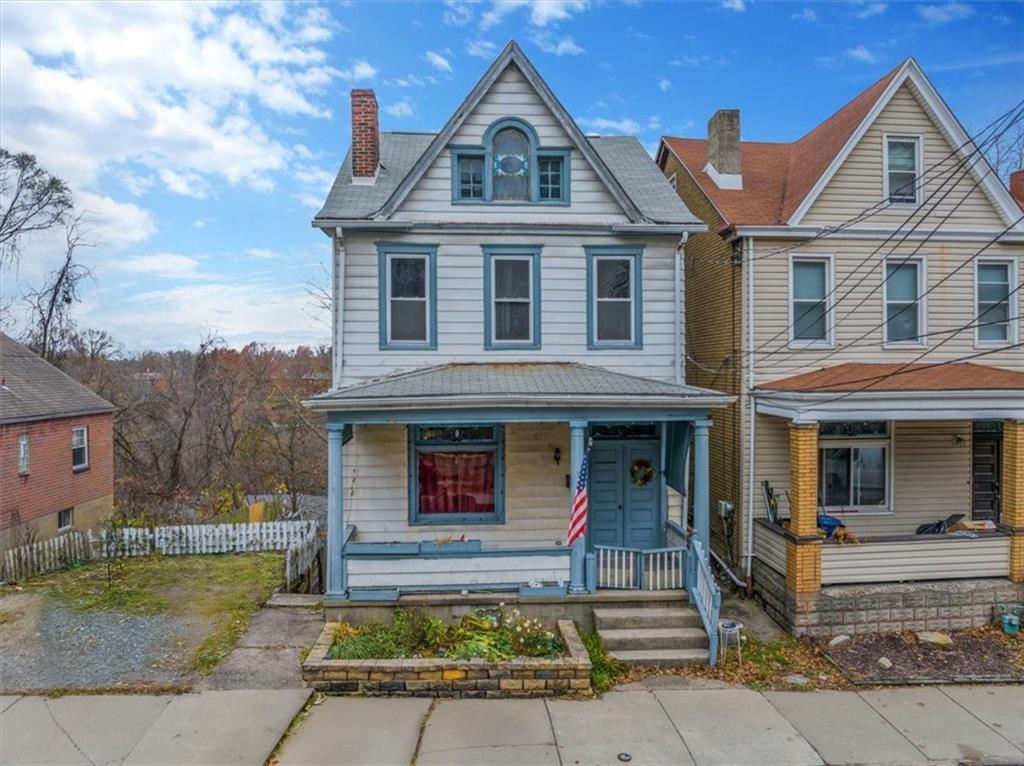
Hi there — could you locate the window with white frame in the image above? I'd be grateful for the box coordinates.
[885,136,920,204]
[17,433,29,475]
[57,508,73,530]
[589,249,642,348]
[485,249,539,347]
[791,257,830,344]
[819,421,889,512]
[884,259,924,344]
[976,260,1014,344]
[378,245,437,349]
[71,426,89,470]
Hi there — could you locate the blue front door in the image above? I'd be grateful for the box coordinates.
[588,440,661,549]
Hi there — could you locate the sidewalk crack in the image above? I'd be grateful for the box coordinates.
[410,698,437,765]
[543,699,564,766]
[44,699,96,766]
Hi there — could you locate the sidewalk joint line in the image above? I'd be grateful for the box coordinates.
[652,689,698,766]
[43,698,96,766]
[759,691,831,766]
[543,699,564,766]
[937,685,1024,755]
[856,690,932,761]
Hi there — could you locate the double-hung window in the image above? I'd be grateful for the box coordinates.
[378,244,438,349]
[790,257,831,346]
[71,426,89,470]
[819,421,890,512]
[976,260,1014,344]
[884,258,925,345]
[484,246,541,348]
[885,135,921,205]
[587,246,643,349]
[409,425,504,524]
[17,433,29,475]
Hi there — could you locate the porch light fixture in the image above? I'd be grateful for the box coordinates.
[553,447,562,465]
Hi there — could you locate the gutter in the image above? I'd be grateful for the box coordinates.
[303,392,737,413]
[312,220,707,236]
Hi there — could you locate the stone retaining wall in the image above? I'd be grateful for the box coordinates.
[753,559,1023,636]
[302,619,592,698]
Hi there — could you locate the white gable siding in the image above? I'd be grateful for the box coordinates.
[394,64,627,223]
[339,230,681,385]
[802,84,1007,230]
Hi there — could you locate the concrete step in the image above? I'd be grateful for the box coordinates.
[609,648,711,667]
[593,607,701,630]
[598,627,709,652]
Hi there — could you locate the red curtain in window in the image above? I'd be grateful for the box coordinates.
[418,451,495,514]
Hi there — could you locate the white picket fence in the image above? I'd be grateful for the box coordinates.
[1,521,320,587]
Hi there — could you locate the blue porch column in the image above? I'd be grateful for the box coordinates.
[568,420,588,594]
[693,419,712,557]
[326,424,347,598]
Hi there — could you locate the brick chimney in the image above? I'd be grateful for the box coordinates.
[706,109,742,190]
[1010,169,1024,209]
[351,89,379,182]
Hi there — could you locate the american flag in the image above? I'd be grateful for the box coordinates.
[567,450,590,545]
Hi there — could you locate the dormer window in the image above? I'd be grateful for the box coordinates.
[452,117,569,204]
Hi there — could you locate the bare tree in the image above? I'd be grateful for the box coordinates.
[987,121,1024,186]
[0,149,73,267]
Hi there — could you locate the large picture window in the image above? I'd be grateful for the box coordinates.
[976,260,1014,344]
[790,257,831,345]
[410,426,504,524]
[377,243,438,350]
[484,246,541,349]
[819,421,889,512]
[884,258,925,344]
[587,246,643,349]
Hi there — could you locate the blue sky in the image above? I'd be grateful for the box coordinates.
[2,0,1021,351]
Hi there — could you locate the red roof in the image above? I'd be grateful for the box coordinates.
[661,63,902,226]
[759,362,1024,393]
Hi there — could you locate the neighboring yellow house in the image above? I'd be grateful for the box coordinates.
[657,57,1024,635]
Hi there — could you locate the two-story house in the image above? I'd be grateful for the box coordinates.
[304,43,732,660]
[1,333,115,551]
[657,58,1024,636]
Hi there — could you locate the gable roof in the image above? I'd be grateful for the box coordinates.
[0,333,114,426]
[660,58,1023,229]
[313,41,701,228]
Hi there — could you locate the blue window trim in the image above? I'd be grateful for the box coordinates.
[450,117,570,205]
[376,242,438,351]
[482,244,542,350]
[585,245,645,350]
[407,424,506,526]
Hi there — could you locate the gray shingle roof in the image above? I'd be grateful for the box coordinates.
[0,333,114,425]
[309,362,729,406]
[313,132,699,225]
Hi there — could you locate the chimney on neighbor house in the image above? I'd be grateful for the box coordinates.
[1010,169,1024,209]
[351,89,379,182]
[706,109,742,190]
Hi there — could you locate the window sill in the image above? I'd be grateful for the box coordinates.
[587,342,642,351]
[486,342,542,351]
[410,515,505,526]
[451,199,569,207]
[379,343,437,352]
[787,340,833,350]
[882,342,927,350]
[974,341,1015,351]
[822,508,893,516]
[18,471,29,478]
[72,465,90,474]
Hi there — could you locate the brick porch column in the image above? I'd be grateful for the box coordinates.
[1003,420,1024,583]
[786,422,821,594]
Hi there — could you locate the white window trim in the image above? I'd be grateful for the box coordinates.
[788,253,835,349]
[592,254,636,346]
[385,252,431,346]
[974,257,1019,348]
[490,255,534,346]
[17,433,29,475]
[57,508,73,531]
[882,133,924,207]
[818,425,893,514]
[882,256,928,348]
[71,426,89,470]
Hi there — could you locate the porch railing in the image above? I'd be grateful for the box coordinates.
[594,544,686,591]
[687,538,721,665]
[595,545,640,589]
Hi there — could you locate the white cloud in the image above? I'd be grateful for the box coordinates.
[720,0,746,11]
[75,192,157,251]
[192,217,214,229]
[443,0,475,26]
[424,50,453,73]
[120,171,154,197]
[927,51,1024,72]
[845,45,877,63]
[792,8,817,22]
[657,78,672,91]
[159,168,208,199]
[112,253,216,280]
[670,54,730,69]
[467,39,497,58]
[479,0,590,30]
[532,33,584,56]
[916,2,974,24]
[385,100,415,118]
[852,2,887,18]
[245,248,278,260]
[387,73,432,88]
[337,59,377,81]
[576,116,642,134]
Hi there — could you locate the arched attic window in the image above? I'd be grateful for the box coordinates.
[492,125,531,200]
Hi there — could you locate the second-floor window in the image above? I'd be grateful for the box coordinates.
[587,247,643,349]
[977,260,1014,344]
[884,259,924,345]
[18,433,29,475]
[484,247,541,349]
[790,257,831,345]
[378,244,438,350]
[885,135,921,205]
[72,426,89,470]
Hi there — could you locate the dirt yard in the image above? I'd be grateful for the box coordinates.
[0,553,282,693]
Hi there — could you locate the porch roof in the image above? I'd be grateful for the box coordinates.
[305,362,732,417]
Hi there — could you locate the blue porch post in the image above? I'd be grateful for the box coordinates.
[693,419,712,558]
[326,424,347,598]
[568,420,587,594]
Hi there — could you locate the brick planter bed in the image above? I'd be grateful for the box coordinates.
[302,619,592,698]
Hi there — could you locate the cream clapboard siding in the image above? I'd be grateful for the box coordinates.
[821,536,1009,584]
[343,422,572,548]
[348,555,570,588]
[752,521,787,575]
[751,415,973,537]
[802,84,1007,229]
[394,64,626,224]
[339,230,681,384]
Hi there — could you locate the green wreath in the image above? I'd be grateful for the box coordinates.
[630,459,655,487]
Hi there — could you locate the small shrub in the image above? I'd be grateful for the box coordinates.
[582,631,628,693]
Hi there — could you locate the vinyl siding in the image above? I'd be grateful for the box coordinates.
[802,83,1007,229]
[394,63,626,223]
[348,554,570,589]
[339,230,681,384]
[821,535,1009,584]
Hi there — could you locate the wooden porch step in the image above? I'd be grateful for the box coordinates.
[609,648,710,667]
[593,607,701,630]
[599,627,708,651]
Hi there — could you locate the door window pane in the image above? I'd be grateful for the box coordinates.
[885,261,920,343]
[977,262,1011,342]
[792,260,828,341]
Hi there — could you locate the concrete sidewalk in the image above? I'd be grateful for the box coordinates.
[277,685,1024,766]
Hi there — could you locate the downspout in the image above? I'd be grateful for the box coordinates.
[674,233,687,385]
[332,227,346,388]
[744,236,756,596]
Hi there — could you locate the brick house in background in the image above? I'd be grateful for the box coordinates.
[1,333,115,550]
